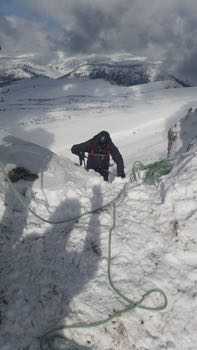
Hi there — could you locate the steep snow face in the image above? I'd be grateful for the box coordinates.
[0,63,197,350]
[0,139,197,350]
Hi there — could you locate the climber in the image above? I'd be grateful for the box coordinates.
[71,130,125,181]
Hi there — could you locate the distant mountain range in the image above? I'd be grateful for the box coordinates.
[0,53,191,88]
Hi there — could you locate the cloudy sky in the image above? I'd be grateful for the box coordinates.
[1,0,197,82]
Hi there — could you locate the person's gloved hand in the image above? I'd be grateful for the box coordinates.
[118,170,126,178]
[79,151,85,160]
[78,151,85,166]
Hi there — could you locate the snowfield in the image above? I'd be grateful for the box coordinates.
[0,61,197,350]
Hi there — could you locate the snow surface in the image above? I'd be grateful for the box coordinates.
[0,68,197,350]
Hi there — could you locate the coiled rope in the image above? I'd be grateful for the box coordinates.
[40,202,167,350]
[0,160,168,350]
[130,159,173,185]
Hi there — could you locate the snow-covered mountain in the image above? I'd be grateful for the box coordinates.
[0,52,190,88]
[0,52,197,350]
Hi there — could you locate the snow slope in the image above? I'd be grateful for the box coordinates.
[0,69,197,350]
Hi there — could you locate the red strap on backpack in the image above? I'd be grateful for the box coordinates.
[89,143,111,157]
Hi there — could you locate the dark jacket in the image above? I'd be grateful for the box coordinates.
[71,130,125,181]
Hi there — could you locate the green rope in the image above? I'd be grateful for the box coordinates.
[0,161,127,225]
[40,203,167,350]
[131,159,173,185]
[0,161,168,350]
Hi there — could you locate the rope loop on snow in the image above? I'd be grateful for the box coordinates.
[39,202,167,350]
[0,161,128,225]
[0,160,168,350]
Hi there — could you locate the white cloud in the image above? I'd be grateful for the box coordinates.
[1,1,197,82]
[0,16,53,60]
